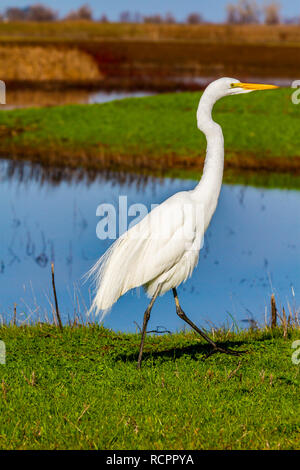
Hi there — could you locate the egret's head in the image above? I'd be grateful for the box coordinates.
[197,77,279,132]
[204,77,279,101]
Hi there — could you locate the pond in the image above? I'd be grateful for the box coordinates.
[2,75,289,109]
[0,159,299,332]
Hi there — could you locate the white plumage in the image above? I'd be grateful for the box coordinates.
[89,190,205,315]
[87,77,278,328]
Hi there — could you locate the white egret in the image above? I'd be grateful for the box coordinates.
[88,77,278,368]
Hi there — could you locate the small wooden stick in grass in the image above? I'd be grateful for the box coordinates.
[271,294,277,329]
[13,303,16,326]
[51,262,63,330]
[282,307,288,338]
[227,361,242,380]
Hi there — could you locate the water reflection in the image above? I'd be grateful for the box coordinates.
[0,158,299,332]
[1,76,289,110]
[2,89,155,110]
[1,158,159,189]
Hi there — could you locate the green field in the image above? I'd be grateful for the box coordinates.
[1,88,299,186]
[0,325,299,450]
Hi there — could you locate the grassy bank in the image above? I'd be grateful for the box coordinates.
[0,325,299,450]
[1,88,300,185]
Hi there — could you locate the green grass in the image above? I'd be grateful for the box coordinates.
[0,89,298,151]
[1,88,300,188]
[0,88,297,155]
[0,325,299,450]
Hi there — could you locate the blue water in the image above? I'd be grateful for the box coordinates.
[0,160,299,332]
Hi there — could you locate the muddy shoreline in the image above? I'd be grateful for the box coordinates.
[2,145,300,181]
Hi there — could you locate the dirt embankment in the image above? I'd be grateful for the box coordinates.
[3,140,300,179]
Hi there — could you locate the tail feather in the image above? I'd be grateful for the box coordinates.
[86,238,125,320]
[87,231,152,319]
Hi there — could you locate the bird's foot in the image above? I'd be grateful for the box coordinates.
[205,345,247,359]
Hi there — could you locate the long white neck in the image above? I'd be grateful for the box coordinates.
[193,90,224,205]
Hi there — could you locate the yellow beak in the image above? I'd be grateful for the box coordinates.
[232,82,279,91]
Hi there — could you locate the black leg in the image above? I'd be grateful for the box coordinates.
[137,284,161,369]
[172,288,244,357]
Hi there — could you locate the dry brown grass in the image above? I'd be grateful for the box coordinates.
[1,22,300,45]
[0,45,102,82]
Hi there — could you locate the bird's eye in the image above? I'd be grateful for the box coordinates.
[230,83,236,88]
